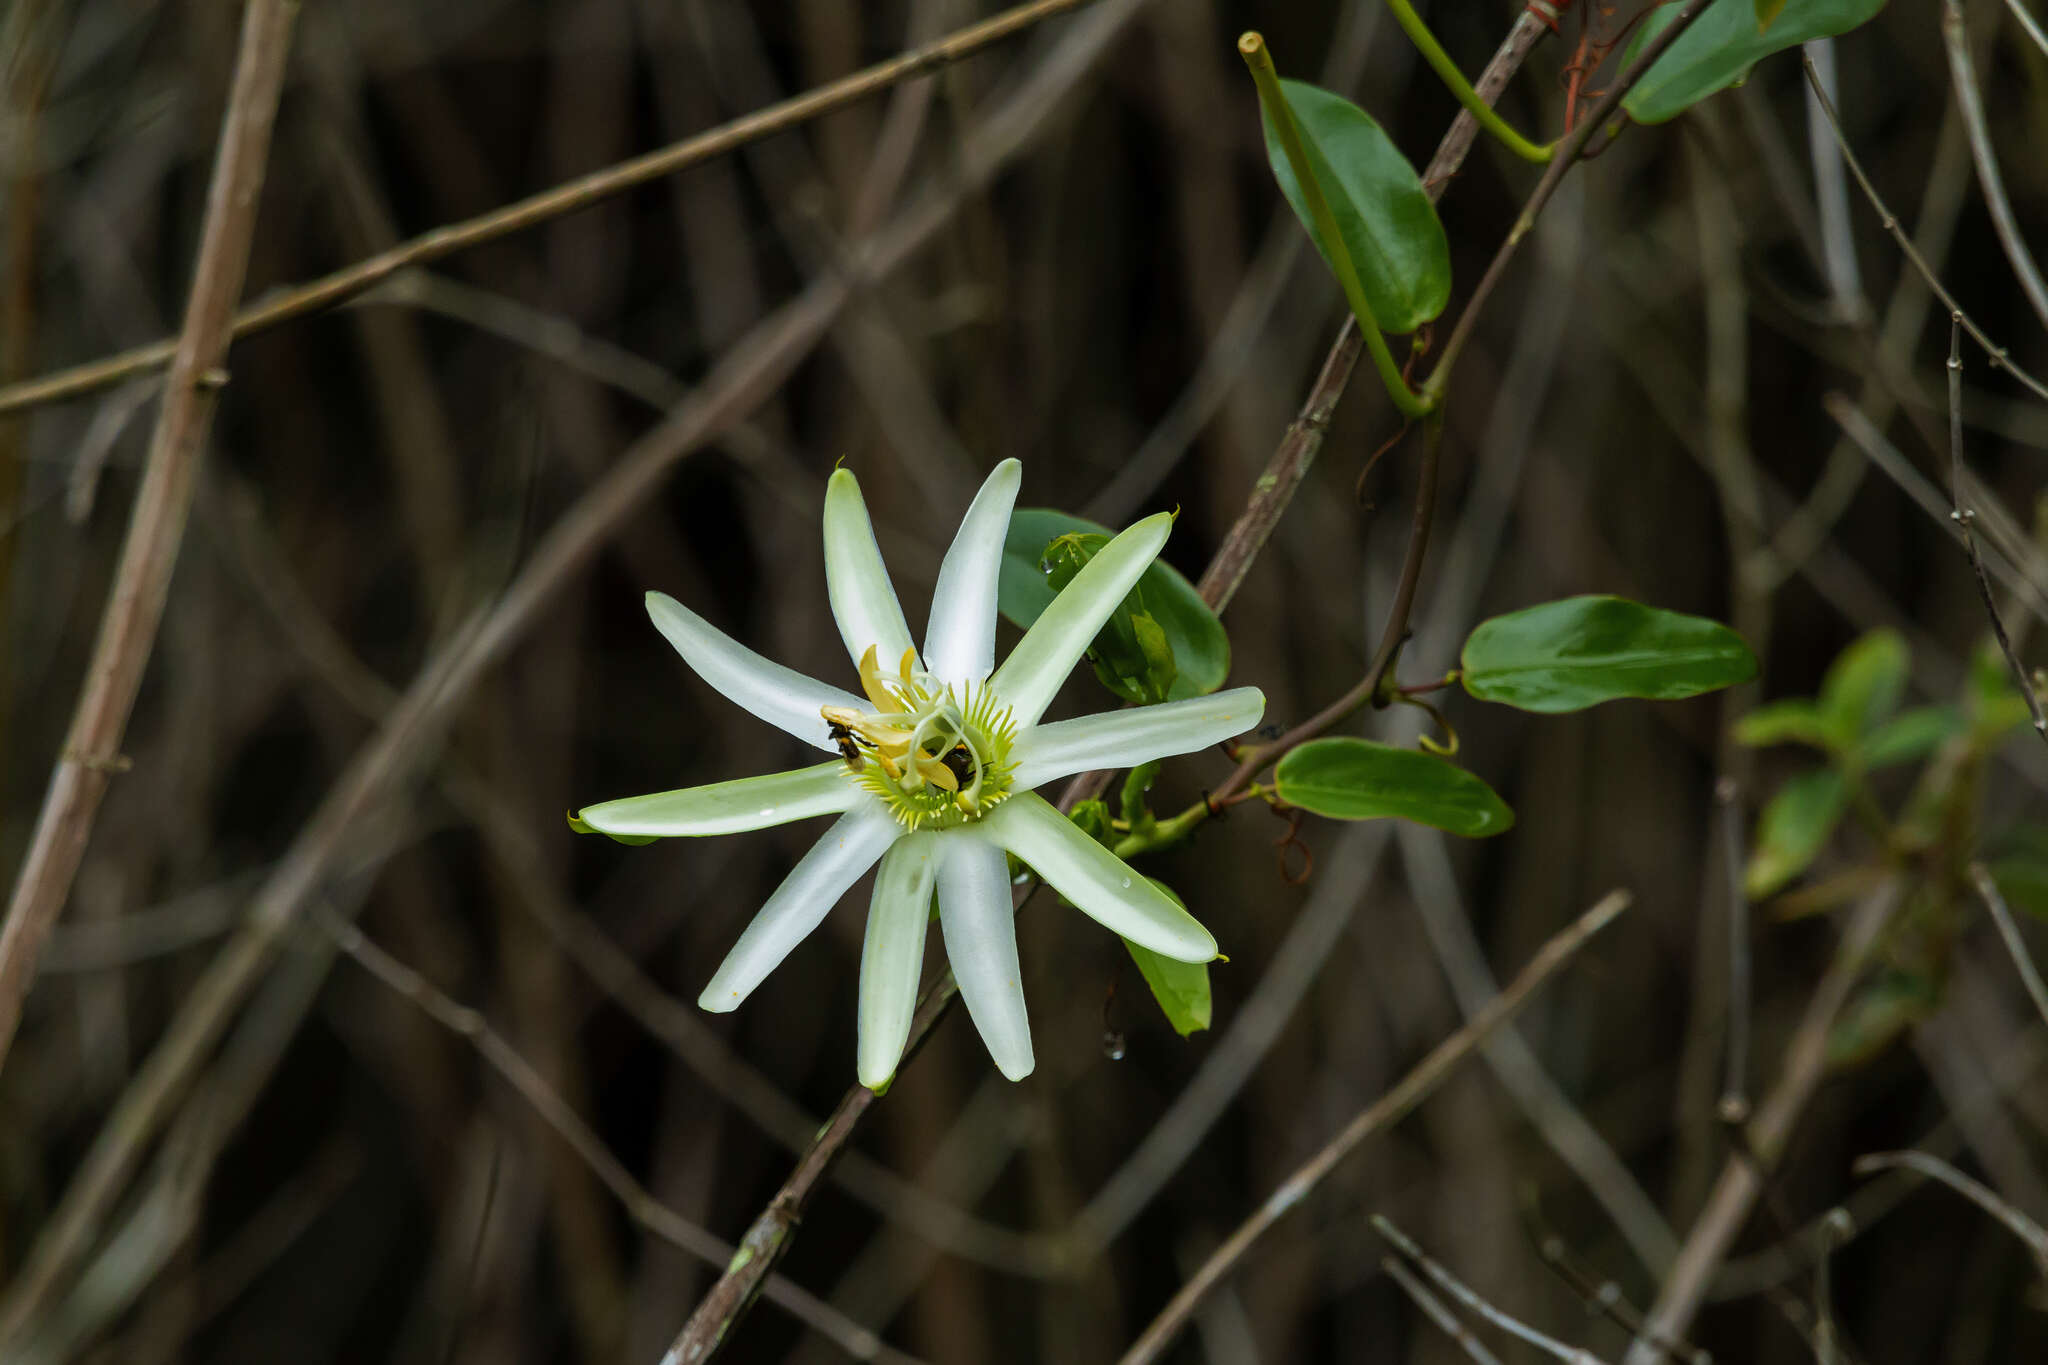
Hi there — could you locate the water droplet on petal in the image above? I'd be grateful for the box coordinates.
[759,808,775,818]
[1120,877,1131,889]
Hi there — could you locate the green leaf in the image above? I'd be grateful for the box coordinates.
[1733,698,1829,749]
[998,509,1229,702]
[1067,799,1114,847]
[1857,705,1964,770]
[1989,826,2048,922]
[1967,639,2034,741]
[1818,629,1908,749]
[1623,0,1887,124]
[1826,970,1938,1067]
[1124,881,1211,1036]
[1754,0,1790,30]
[1258,78,1452,333]
[1745,768,1848,899]
[1275,738,1514,837]
[1460,596,1757,713]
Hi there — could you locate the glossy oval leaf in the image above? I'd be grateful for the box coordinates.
[1733,698,1828,749]
[1818,628,1907,749]
[1259,78,1451,333]
[1857,704,1963,770]
[1124,880,1211,1037]
[998,508,1229,701]
[1276,738,1514,838]
[1461,596,1757,713]
[1623,0,1887,125]
[1745,768,1847,899]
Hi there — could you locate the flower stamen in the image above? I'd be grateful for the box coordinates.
[826,651,1016,830]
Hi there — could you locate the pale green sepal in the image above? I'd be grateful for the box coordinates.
[566,812,659,846]
[1012,687,1265,792]
[698,808,901,1012]
[857,833,941,1089]
[982,791,1217,962]
[645,591,865,754]
[937,835,1034,1080]
[925,461,1021,688]
[988,512,1173,728]
[576,762,859,839]
[823,468,919,673]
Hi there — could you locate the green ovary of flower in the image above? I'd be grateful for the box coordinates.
[825,644,1018,830]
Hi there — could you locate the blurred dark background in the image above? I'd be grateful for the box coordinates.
[5,1,2048,1361]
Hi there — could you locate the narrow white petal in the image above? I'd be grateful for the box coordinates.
[983,792,1217,962]
[698,809,900,1012]
[823,468,919,672]
[646,592,864,754]
[937,835,1034,1080]
[924,460,1021,687]
[577,763,859,838]
[857,833,940,1088]
[1011,687,1266,791]
[988,511,1172,728]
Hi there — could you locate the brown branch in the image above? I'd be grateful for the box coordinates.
[1621,880,1904,1365]
[0,0,1088,416]
[1115,891,1633,1365]
[0,0,298,1073]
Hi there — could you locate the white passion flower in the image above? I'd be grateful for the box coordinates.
[573,460,1264,1087]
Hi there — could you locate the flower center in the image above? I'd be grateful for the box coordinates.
[822,646,1017,831]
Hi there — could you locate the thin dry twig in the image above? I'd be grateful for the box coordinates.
[316,910,923,1365]
[1851,1150,2048,1274]
[1623,880,1903,1365]
[1943,317,2048,740]
[1800,55,2048,405]
[1718,776,1753,1126]
[1116,890,1634,1365]
[0,0,1088,416]
[1382,1255,1506,1365]
[1941,0,2048,335]
[1374,1215,1605,1365]
[1971,862,2048,1031]
[0,0,298,1074]
[1810,1208,1854,1365]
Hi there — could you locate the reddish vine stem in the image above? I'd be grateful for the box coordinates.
[1207,0,1717,811]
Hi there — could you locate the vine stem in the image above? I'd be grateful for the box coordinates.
[660,15,1560,1360]
[1382,0,1555,163]
[1206,0,1719,813]
[0,0,299,1074]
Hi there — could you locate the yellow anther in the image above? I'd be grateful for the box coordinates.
[917,754,959,791]
[898,647,918,687]
[857,645,895,712]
